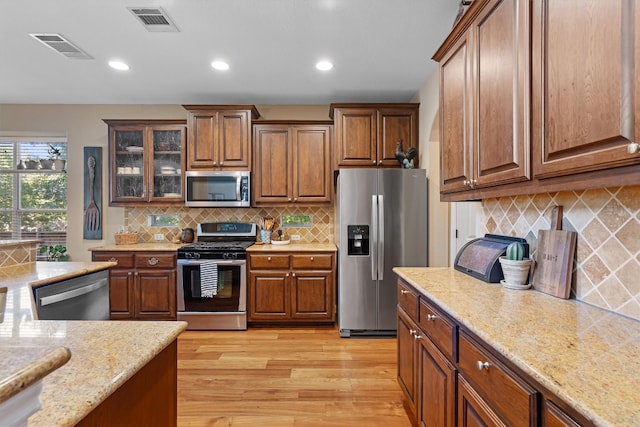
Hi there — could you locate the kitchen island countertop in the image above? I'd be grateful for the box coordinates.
[0,261,187,426]
[394,267,640,427]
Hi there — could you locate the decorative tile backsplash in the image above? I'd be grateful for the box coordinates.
[124,206,335,244]
[481,186,640,321]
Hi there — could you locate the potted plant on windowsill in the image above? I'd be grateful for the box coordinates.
[48,144,66,171]
[498,242,532,290]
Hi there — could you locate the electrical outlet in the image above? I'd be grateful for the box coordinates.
[154,233,164,241]
[290,234,301,241]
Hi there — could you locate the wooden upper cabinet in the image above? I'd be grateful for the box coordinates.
[330,103,419,169]
[253,122,332,206]
[104,119,186,206]
[435,0,530,194]
[531,0,640,178]
[439,30,473,193]
[183,105,259,171]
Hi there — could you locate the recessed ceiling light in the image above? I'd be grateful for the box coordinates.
[108,60,129,71]
[316,60,333,71]
[211,61,230,71]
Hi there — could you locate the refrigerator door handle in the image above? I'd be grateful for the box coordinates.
[371,195,378,280]
[378,195,384,280]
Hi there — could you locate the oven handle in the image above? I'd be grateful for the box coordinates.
[178,259,246,266]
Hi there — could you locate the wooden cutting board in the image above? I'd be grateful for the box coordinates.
[532,229,577,299]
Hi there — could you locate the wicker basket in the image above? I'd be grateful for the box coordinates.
[114,232,139,245]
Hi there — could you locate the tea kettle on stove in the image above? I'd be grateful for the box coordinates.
[180,227,195,243]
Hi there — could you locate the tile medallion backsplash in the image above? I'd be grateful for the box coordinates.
[124,206,335,244]
[481,186,640,321]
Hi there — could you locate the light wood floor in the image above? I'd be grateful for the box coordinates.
[177,326,412,427]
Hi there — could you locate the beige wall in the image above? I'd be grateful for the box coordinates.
[0,104,331,261]
[413,71,450,267]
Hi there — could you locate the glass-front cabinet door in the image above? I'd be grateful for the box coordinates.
[105,120,186,206]
[150,127,185,201]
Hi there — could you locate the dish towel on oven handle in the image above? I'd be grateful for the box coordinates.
[199,260,218,297]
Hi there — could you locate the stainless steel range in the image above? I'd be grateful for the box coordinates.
[177,222,256,330]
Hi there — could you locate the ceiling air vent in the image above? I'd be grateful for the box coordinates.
[127,7,179,32]
[29,34,93,59]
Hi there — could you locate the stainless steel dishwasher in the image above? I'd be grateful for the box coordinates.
[33,270,110,320]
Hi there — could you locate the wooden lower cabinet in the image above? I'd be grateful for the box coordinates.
[248,251,335,324]
[91,250,177,320]
[397,278,591,427]
[77,340,178,426]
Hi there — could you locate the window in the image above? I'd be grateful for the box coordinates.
[0,137,68,257]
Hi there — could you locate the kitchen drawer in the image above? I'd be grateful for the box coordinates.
[250,254,291,270]
[291,253,333,270]
[419,298,457,361]
[91,251,135,268]
[458,332,537,427]
[135,252,176,269]
[397,280,418,321]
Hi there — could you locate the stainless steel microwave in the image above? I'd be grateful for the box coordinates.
[185,171,250,207]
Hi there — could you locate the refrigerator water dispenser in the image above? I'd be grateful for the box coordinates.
[347,225,369,256]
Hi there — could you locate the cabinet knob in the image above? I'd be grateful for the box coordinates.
[372,160,376,164]
[219,161,224,166]
[288,198,292,201]
[294,198,297,202]
[286,273,289,277]
[134,272,139,276]
[148,257,159,266]
[108,257,117,262]
[267,256,272,261]
[463,180,469,185]
[212,162,217,166]
[628,142,639,154]
[476,361,490,371]
[409,329,416,336]
[292,273,296,277]
[310,257,314,261]
[128,272,132,276]
[378,160,382,165]
[400,289,408,294]
[413,333,422,340]
[426,314,437,321]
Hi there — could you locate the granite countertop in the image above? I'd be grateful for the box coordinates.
[247,242,336,252]
[88,242,187,251]
[0,239,42,248]
[0,261,187,426]
[393,267,640,427]
[1,320,186,426]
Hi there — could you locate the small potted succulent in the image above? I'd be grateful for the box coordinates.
[498,242,532,289]
[48,144,66,171]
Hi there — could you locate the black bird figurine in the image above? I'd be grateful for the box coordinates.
[395,139,417,168]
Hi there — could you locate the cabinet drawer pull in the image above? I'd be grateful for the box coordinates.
[476,361,491,370]
[108,257,117,262]
[413,333,422,340]
[426,314,437,321]
[400,289,409,294]
[148,257,159,266]
[409,329,416,336]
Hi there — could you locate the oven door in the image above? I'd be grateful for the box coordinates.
[177,259,246,313]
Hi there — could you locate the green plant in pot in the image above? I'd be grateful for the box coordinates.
[39,244,69,261]
[498,242,532,289]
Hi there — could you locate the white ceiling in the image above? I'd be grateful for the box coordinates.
[0,0,460,105]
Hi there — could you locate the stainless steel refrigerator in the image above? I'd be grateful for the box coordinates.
[335,168,428,337]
